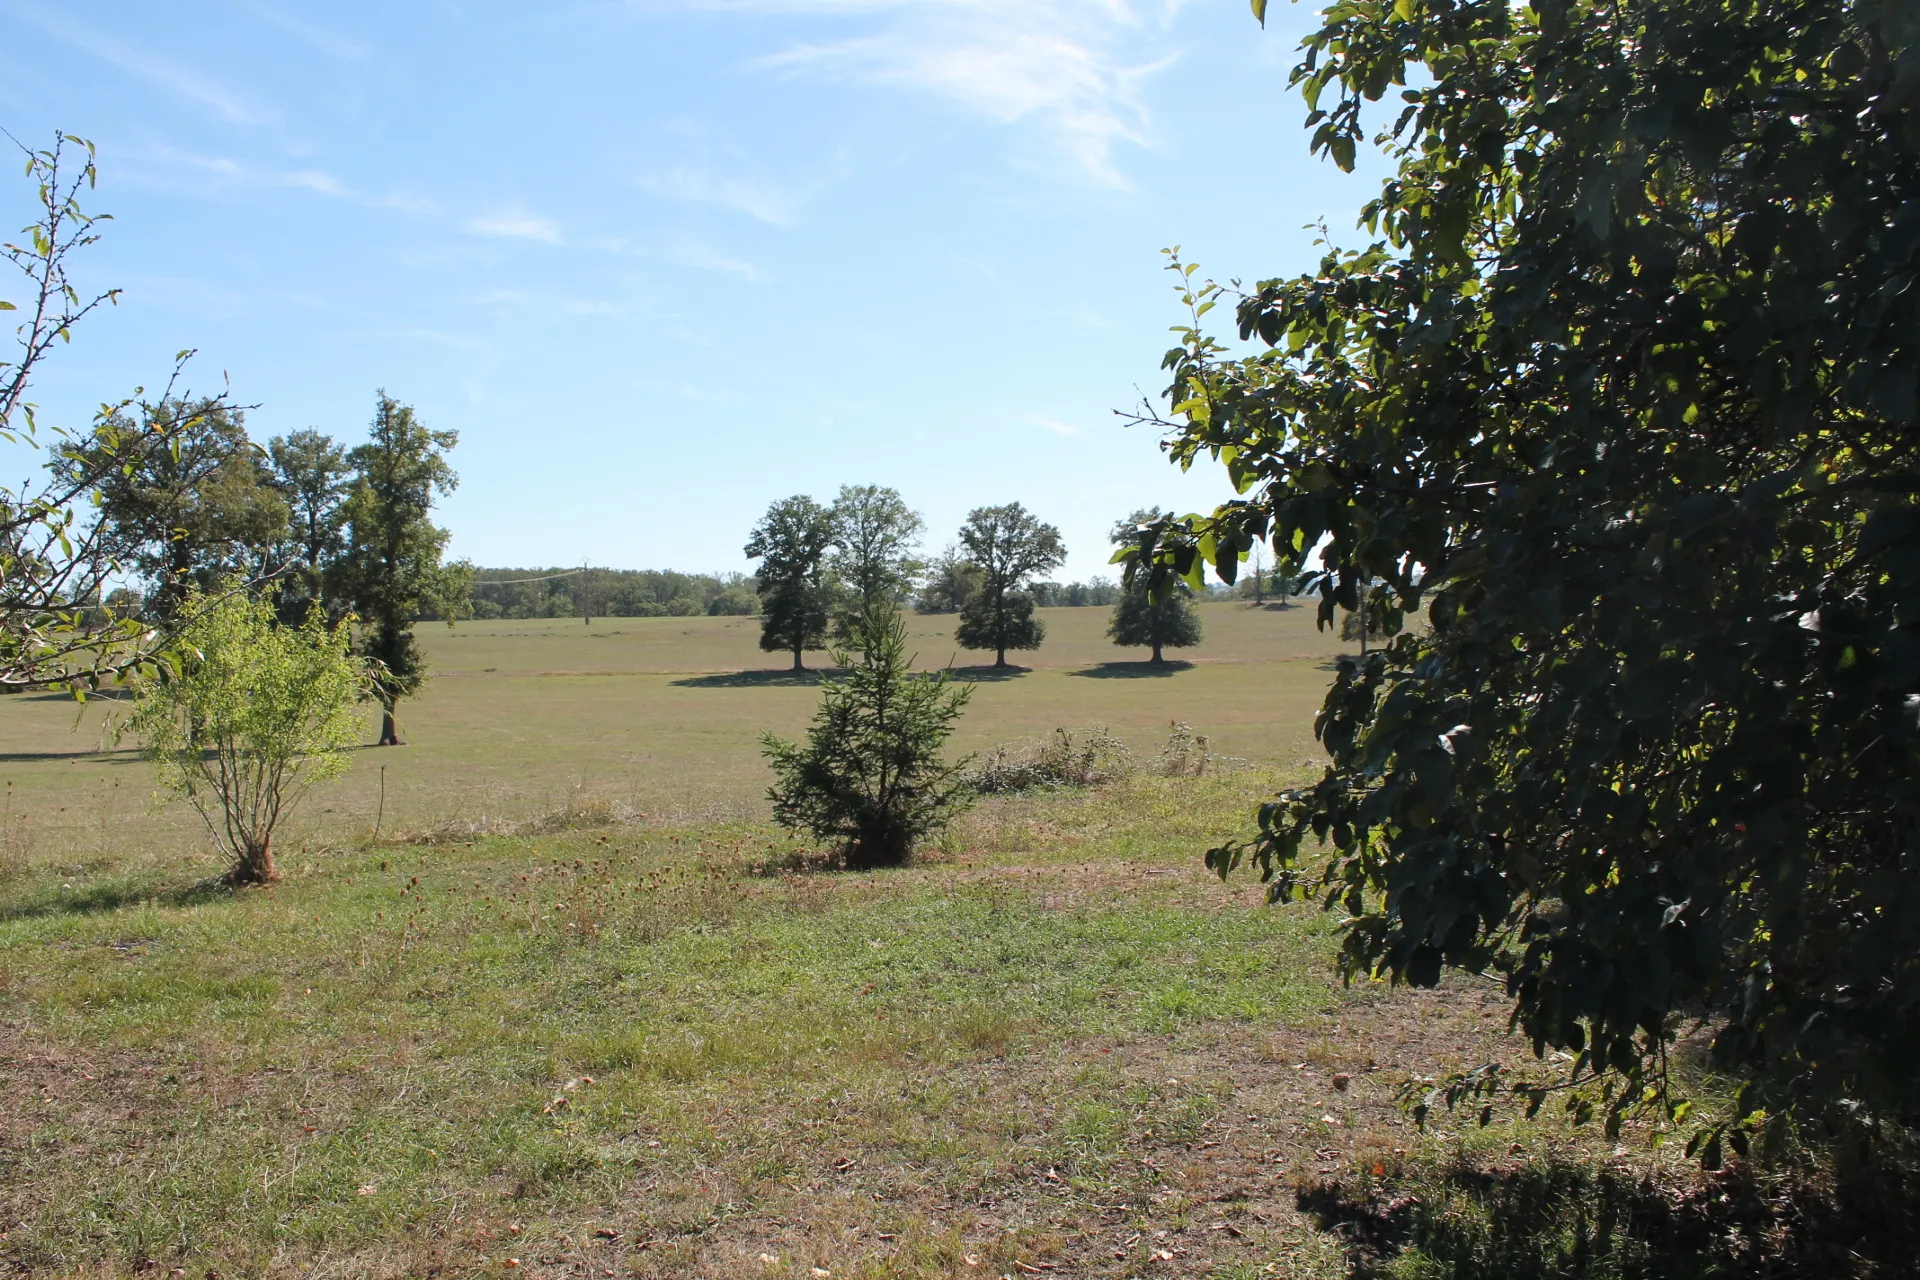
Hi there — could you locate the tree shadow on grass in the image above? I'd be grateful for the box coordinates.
[0,747,142,764]
[947,664,1032,682]
[1295,1149,1920,1280]
[670,668,841,688]
[1068,661,1195,679]
[0,876,233,924]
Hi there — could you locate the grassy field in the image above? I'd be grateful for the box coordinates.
[0,602,1708,1279]
[0,602,1344,875]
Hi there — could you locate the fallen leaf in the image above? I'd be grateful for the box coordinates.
[962,1255,979,1267]
[356,1185,376,1197]
[759,1253,781,1266]
[1332,1072,1352,1091]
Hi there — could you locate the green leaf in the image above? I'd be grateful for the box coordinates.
[1249,0,1266,26]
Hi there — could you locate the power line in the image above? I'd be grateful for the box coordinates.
[472,569,587,586]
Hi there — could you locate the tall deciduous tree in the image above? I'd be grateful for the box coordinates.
[334,393,470,746]
[745,495,839,671]
[954,503,1064,667]
[268,429,351,625]
[1140,0,1920,1147]
[72,398,289,620]
[828,484,923,636]
[1107,508,1202,664]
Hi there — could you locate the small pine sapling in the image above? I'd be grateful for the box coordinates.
[761,604,973,869]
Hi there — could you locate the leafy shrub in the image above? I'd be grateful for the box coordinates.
[129,589,363,884]
[968,727,1135,794]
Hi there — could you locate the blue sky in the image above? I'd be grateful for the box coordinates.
[2,0,1384,578]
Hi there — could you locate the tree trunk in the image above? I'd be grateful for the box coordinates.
[379,705,404,746]
[229,833,279,885]
[995,644,1007,668]
[792,644,805,672]
[1151,641,1164,664]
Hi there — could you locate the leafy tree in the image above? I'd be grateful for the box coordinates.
[68,398,289,621]
[916,544,984,614]
[129,588,362,885]
[1138,0,1920,1146]
[954,502,1065,667]
[334,393,470,746]
[762,604,974,869]
[1107,508,1203,663]
[267,428,351,624]
[745,495,840,670]
[828,484,924,636]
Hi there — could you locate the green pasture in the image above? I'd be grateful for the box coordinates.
[0,602,1689,1279]
[0,601,1345,875]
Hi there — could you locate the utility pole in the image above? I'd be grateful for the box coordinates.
[582,559,591,626]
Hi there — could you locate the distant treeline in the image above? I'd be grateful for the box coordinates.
[468,568,1142,621]
[469,568,759,619]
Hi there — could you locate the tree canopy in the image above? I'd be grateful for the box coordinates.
[745,495,840,671]
[827,484,924,636]
[1107,508,1202,663]
[955,503,1065,667]
[74,399,288,620]
[333,392,468,746]
[1136,0,1920,1149]
[268,428,352,625]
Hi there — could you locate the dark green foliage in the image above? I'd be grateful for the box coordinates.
[74,398,289,620]
[1030,579,1121,607]
[1140,0,1920,1135]
[956,588,1042,659]
[1107,586,1202,663]
[828,484,923,637]
[1107,510,1202,662]
[745,495,839,670]
[955,503,1066,666]
[267,428,350,625]
[333,392,469,745]
[762,606,974,869]
[916,544,984,614]
[468,568,756,619]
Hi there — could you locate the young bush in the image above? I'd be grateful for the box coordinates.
[968,727,1135,794]
[761,604,973,869]
[130,588,363,884]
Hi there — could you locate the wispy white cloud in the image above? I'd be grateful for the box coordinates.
[667,239,762,279]
[22,10,269,126]
[124,144,440,214]
[1022,412,1079,436]
[464,212,565,244]
[641,168,813,226]
[233,1,368,59]
[724,0,1178,184]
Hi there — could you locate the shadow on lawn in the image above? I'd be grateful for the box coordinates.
[1297,1147,1920,1280]
[0,877,233,924]
[1068,661,1195,679]
[947,664,1031,682]
[670,668,840,688]
[0,747,141,765]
